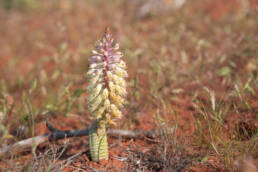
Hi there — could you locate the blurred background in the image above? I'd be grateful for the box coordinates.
[0,0,257,171]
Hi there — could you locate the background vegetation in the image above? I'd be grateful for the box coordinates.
[0,0,257,171]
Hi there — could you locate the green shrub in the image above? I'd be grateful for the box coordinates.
[0,0,37,10]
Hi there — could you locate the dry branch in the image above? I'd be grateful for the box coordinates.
[0,120,172,158]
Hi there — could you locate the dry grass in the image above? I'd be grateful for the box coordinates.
[0,0,257,171]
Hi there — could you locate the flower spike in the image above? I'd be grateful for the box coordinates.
[87,28,127,162]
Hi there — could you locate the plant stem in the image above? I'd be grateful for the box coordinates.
[89,119,108,162]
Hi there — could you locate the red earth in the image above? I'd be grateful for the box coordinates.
[0,0,257,171]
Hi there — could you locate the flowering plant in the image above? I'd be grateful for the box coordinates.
[87,28,128,162]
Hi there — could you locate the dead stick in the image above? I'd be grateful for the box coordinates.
[0,134,50,158]
[0,120,172,157]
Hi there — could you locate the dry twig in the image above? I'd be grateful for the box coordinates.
[0,120,173,157]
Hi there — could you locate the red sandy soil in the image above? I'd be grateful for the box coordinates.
[0,0,257,171]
